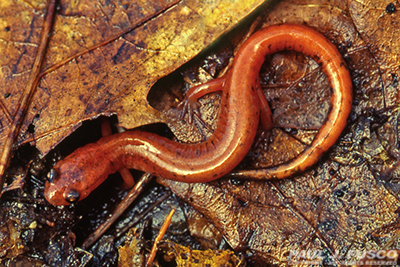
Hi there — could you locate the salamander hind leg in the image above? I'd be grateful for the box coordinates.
[177,77,227,136]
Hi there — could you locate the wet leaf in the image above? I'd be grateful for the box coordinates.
[158,241,244,267]
[0,220,26,259]
[117,228,146,267]
[184,204,223,250]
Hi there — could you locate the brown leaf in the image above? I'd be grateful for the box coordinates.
[348,0,400,159]
[158,162,399,264]
[0,0,267,157]
[349,0,400,76]
[158,0,400,264]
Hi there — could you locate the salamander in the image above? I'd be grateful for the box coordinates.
[44,24,352,206]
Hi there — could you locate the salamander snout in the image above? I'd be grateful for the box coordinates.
[44,145,111,206]
[44,160,90,206]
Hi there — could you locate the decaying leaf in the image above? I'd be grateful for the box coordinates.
[0,220,26,259]
[158,241,244,267]
[349,0,400,76]
[118,230,243,267]
[348,0,400,160]
[158,0,400,265]
[158,162,399,265]
[184,204,223,250]
[117,228,146,267]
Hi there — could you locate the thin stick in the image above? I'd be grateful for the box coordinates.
[145,208,176,267]
[81,172,153,249]
[116,191,172,240]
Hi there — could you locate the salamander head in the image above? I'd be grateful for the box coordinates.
[44,145,110,206]
[44,162,88,206]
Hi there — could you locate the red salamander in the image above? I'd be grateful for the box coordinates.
[44,24,352,206]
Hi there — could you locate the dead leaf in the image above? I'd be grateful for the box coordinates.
[0,0,268,158]
[184,204,223,250]
[158,162,399,264]
[0,220,26,259]
[0,0,55,189]
[349,0,400,76]
[158,241,244,267]
[117,228,146,267]
[157,0,400,265]
[348,0,400,159]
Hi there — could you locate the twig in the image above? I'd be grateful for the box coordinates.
[116,191,172,240]
[145,208,176,267]
[81,172,153,249]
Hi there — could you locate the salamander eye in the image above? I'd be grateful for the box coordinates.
[65,189,80,204]
[47,169,58,183]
